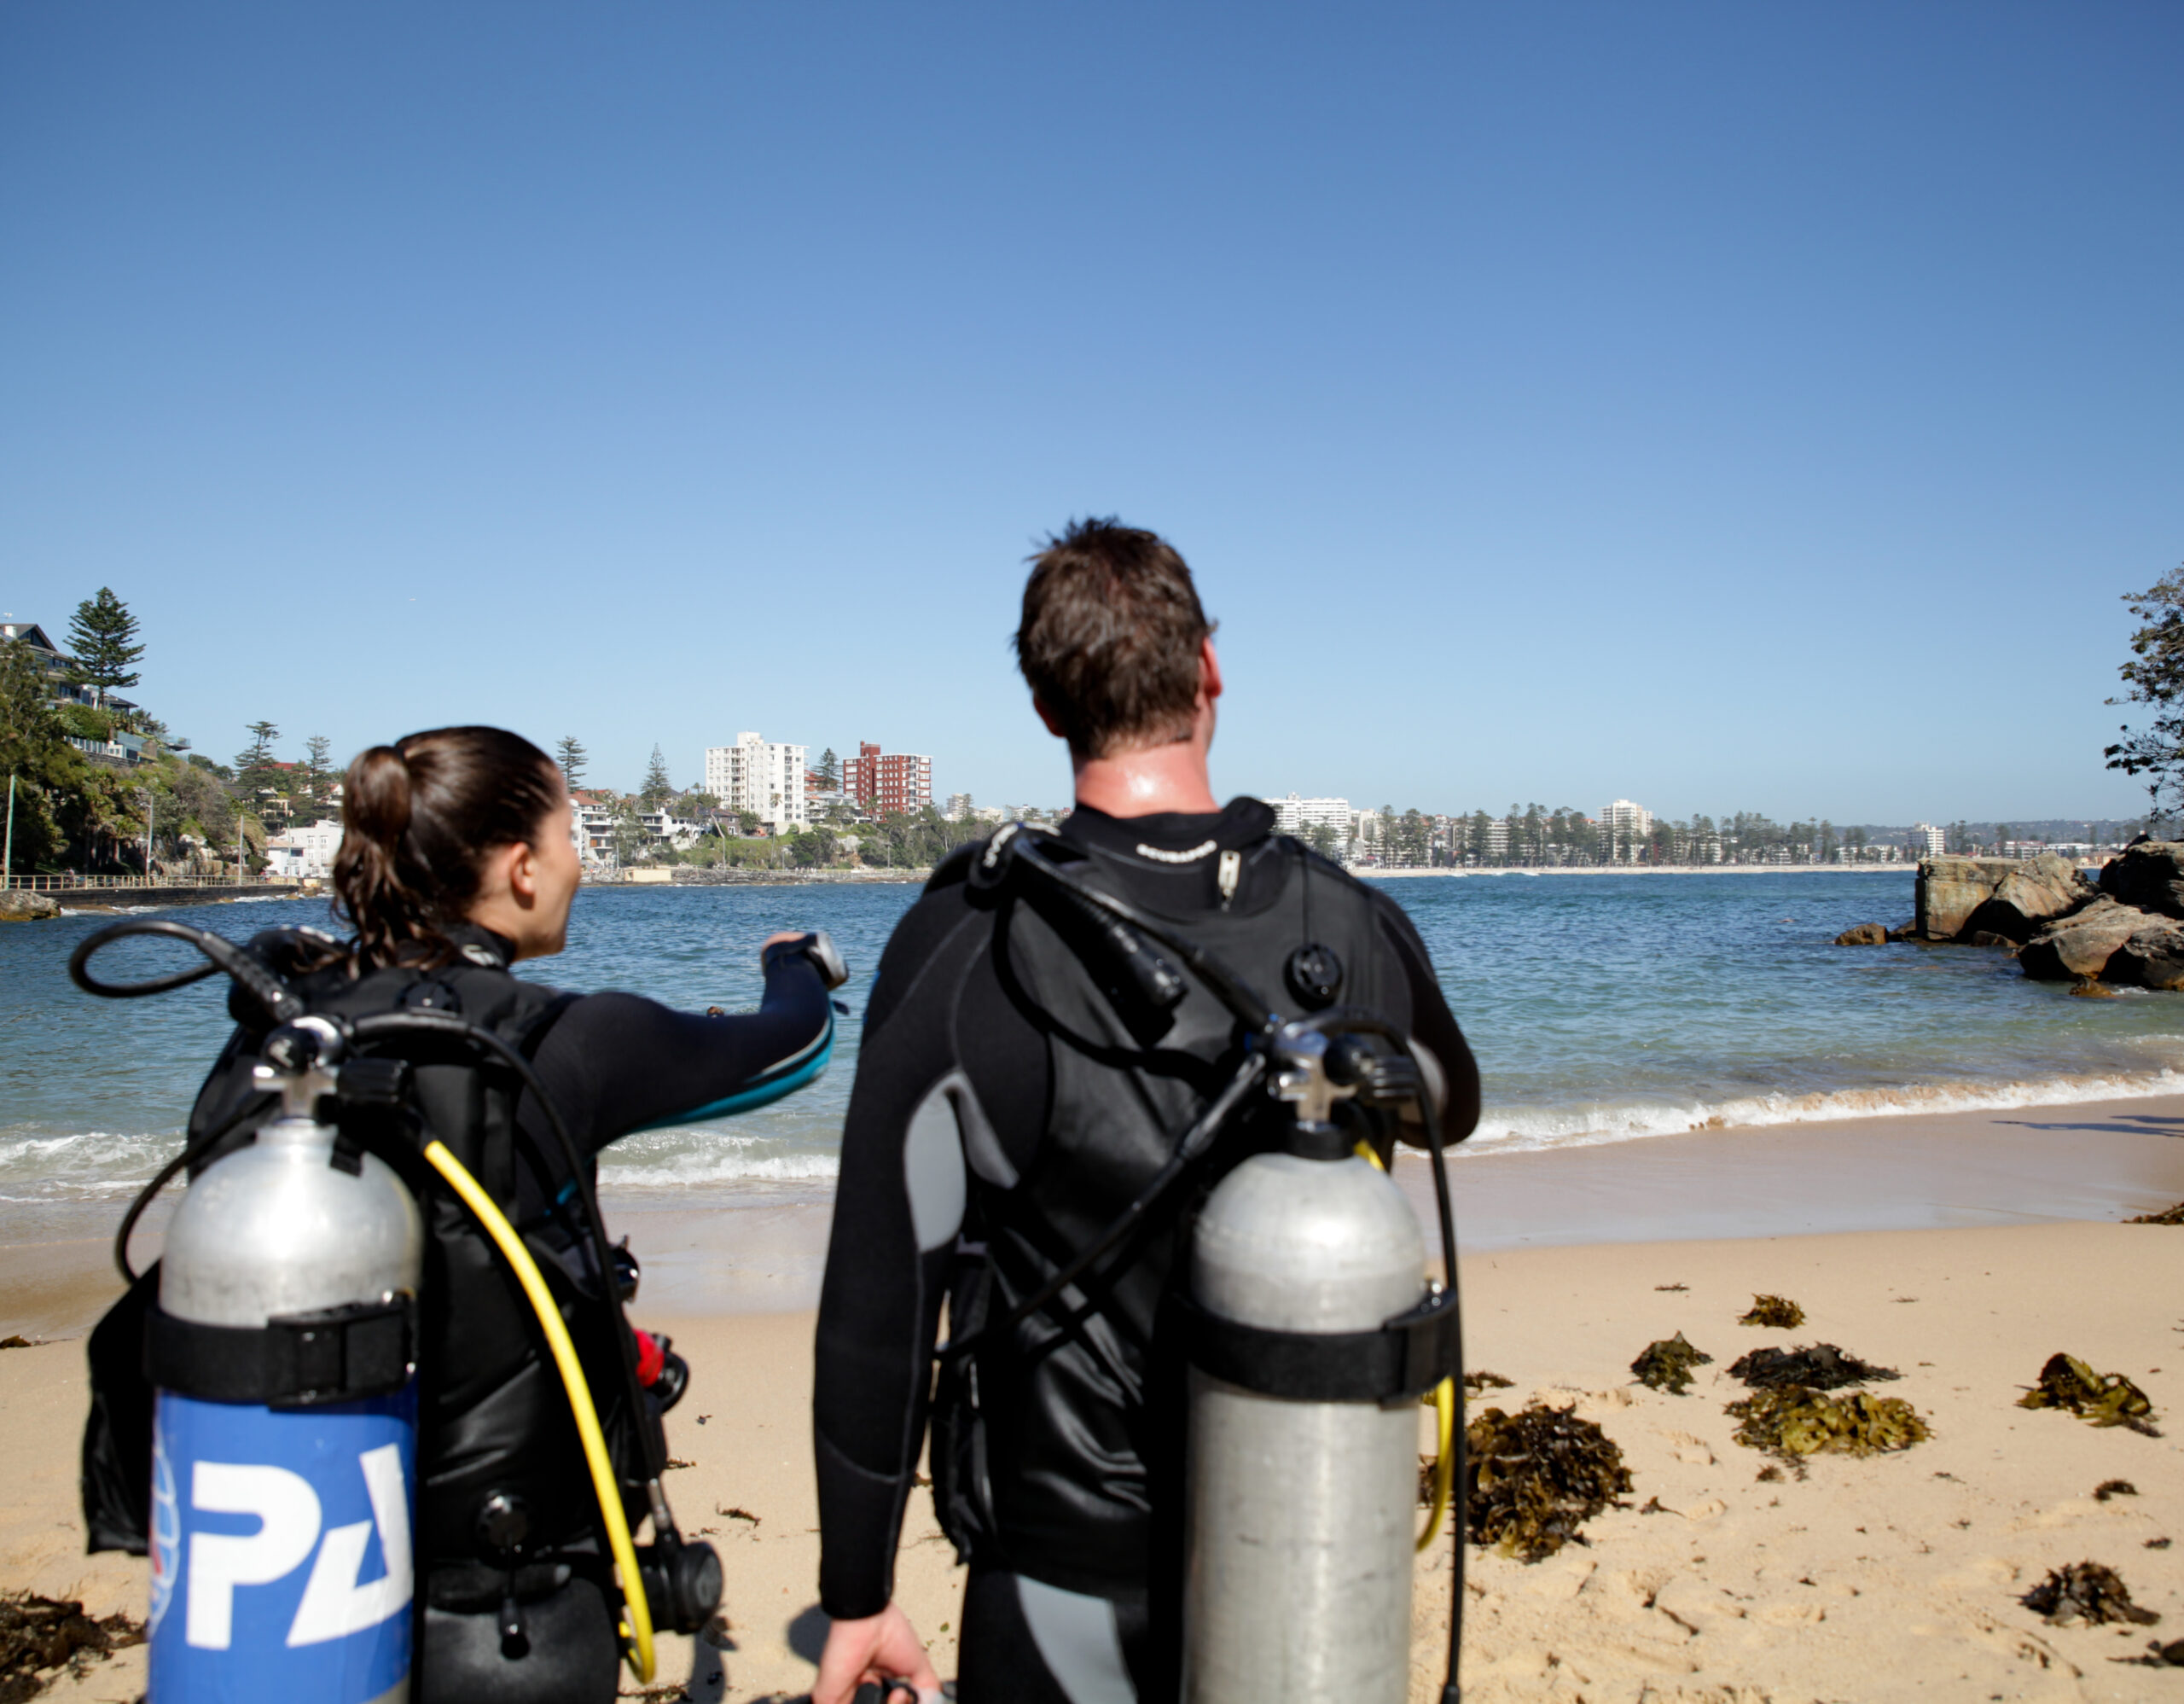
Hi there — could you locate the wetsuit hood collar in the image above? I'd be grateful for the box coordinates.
[439,921,517,969]
[1060,796,1276,866]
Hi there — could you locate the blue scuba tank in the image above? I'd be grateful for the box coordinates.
[148,1025,424,1702]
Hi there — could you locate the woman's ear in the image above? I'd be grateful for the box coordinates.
[502,842,540,910]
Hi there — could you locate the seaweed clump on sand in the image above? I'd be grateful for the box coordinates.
[1728,1343,1900,1390]
[1462,1370,1513,1395]
[2127,1201,2184,1225]
[1465,1403,1633,1562]
[2022,1562,2160,1627]
[2018,1353,2160,1434]
[1630,1332,1713,1394]
[1738,1294,1805,1329]
[1726,1385,1928,1459]
[0,1594,143,1701]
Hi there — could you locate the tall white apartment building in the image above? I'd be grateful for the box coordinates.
[1600,799,1654,840]
[704,733,810,834]
[1269,794,1353,838]
[1910,822,1946,856]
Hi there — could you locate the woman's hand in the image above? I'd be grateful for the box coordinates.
[810,1603,942,1704]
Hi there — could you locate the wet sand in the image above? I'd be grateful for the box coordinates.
[12,1093,2181,1339]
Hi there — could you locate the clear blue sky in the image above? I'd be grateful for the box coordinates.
[3,3,2177,824]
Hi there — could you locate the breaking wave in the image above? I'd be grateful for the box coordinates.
[1465,1067,2184,1154]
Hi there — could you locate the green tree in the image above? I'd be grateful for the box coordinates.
[816,747,841,789]
[66,588,144,708]
[2106,566,2184,821]
[555,736,588,789]
[0,637,74,872]
[640,744,674,808]
[235,721,279,774]
[303,735,333,812]
[1397,807,1429,867]
[1307,822,1340,859]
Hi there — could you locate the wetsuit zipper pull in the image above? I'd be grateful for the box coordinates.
[1217,850,1241,910]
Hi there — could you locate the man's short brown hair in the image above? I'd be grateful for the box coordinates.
[1014,518,1214,759]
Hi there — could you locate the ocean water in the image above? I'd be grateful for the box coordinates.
[5,871,2181,1241]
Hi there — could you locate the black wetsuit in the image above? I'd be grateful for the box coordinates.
[812,800,1478,1701]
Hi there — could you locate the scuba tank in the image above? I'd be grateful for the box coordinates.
[947,826,1467,1704]
[1183,1030,1436,1704]
[148,1018,424,1701]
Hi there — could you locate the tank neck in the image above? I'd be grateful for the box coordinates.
[256,1114,336,1147]
[1281,1122,1353,1162]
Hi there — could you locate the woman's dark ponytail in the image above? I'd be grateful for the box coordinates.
[333,726,564,969]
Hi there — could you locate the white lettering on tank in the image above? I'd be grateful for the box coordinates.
[288,1444,414,1645]
[187,1463,322,1650]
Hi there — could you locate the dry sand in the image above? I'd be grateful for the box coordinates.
[6,1099,2184,1701]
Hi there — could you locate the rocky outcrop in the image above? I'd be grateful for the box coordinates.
[1834,923,1889,945]
[2108,916,2184,991]
[0,890,60,922]
[2018,899,2148,981]
[2098,842,2184,920]
[1961,853,2096,944]
[1915,858,2018,940]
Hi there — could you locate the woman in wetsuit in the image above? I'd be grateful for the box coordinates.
[195,725,839,1701]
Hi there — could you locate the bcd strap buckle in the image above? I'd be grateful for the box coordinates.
[144,1294,418,1409]
[1178,1283,1458,1404]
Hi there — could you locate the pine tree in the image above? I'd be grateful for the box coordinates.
[816,747,840,789]
[304,736,333,811]
[67,588,145,707]
[555,736,588,788]
[640,744,673,807]
[235,722,279,775]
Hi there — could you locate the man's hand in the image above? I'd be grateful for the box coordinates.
[810,1602,942,1704]
[762,930,805,953]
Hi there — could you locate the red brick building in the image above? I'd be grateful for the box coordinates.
[843,742,933,816]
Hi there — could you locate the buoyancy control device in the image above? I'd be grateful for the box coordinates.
[67,917,781,1701]
[944,825,1468,1704]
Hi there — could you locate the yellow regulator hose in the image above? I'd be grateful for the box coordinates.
[1351,1142,1459,1552]
[422,1140,659,1683]
[1417,1376,1456,1552]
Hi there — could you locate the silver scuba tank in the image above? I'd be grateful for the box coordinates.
[149,1021,425,1704]
[1182,1031,1429,1704]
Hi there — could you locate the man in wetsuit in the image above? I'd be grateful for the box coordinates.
[809,520,1479,1704]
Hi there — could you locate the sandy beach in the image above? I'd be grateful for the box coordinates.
[6,1096,2184,1701]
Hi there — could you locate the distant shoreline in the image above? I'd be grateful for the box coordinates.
[1356,864,1918,879]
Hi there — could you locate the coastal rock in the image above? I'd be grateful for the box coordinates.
[1964,931,2020,952]
[1885,921,1918,942]
[0,890,60,922]
[1915,857,2017,940]
[1962,854,2094,944]
[2108,917,2184,992]
[2018,898,2148,982]
[2099,841,2184,919]
[1833,923,1889,946]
